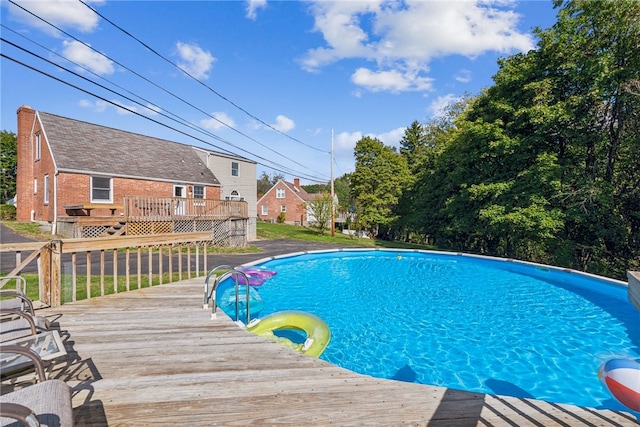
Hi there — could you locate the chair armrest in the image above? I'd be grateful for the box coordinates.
[0,402,40,427]
[0,309,38,336]
[0,344,47,382]
[0,290,35,315]
[0,276,27,294]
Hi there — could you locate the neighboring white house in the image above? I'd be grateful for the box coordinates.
[193,147,257,240]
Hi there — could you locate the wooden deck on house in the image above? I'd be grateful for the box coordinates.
[36,278,637,426]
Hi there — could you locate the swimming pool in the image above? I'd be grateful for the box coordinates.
[239,249,640,413]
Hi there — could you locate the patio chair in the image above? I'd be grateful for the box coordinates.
[1,310,51,343]
[0,276,33,313]
[0,345,73,426]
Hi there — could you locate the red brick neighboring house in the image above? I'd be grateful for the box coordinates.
[16,106,227,231]
[257,178,320,225]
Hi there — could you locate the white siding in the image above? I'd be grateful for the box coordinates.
[193,148,257,240]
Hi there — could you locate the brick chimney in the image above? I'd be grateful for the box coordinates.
[16,105,36,221]
[294,178,300,188]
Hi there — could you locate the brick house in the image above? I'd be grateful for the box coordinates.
[15,105,257,238]
[257,178,326,225]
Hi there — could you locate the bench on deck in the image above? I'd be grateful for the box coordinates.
[64,204,123,216]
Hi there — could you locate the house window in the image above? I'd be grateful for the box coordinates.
[193,185,204,199]
[35,133,41,160]
[33,178,37,194]
[231,162,239,177]
[91,176,112,202]
[280,205,286,213]
[44,175,49,204]
[261,205,268,215]
[276,188,285,198]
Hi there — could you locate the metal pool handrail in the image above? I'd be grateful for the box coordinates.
[204,265,232,309]
[205,266,252,325]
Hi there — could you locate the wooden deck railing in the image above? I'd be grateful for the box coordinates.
[0,232,217,307]
[124,196,247,221]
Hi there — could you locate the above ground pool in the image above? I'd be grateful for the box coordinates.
[241,249,640,413]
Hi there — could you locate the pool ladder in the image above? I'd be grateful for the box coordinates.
[204,265,252,325]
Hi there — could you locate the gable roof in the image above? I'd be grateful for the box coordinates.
[257,179,315,204]
[38,111,220,186]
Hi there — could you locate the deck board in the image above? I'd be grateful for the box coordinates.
[35,278,638,426]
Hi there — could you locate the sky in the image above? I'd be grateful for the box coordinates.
[1,0,559,185]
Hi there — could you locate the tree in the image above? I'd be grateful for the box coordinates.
[403,0,639,278]
[257,172,284,198]
[301,183,329,194]
[333,174,352,214]
[351,137,411,238]
[306,192,333,235]
[0,131,17,203]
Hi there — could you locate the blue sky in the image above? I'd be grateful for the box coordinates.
[1,0,558,184]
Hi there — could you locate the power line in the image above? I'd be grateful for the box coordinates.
[78,0,328,154]
[1,51,325,182]
[5,0,329,181]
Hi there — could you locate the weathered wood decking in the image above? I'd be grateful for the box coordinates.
[37,278,637,426]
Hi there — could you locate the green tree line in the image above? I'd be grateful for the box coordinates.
[349,0,640,280]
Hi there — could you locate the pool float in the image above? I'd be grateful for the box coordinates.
[236,266,277,281]
[245,310,331,358]
[219,274,264,287]
[218,286,264,319]
[598,358,640,412]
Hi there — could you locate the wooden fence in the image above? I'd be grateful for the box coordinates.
[0,232,218,307]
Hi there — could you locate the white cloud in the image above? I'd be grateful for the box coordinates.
[333,126,405,173]
[428,94,461,118]
[301,1,534,93]
[271,115,295,132]
[454,69,472,83]
[200,112,236,131]
[351,67,433,93]
[61,40,114,75]
[246,0,267,20]
[376,127,405,148]
[6,0,103,35]
[335,126,404,154]
[79,99,160,116]
[175,42,216,79]
[79,99,109,112]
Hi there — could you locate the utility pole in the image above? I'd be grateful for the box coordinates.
[330,128,335,237]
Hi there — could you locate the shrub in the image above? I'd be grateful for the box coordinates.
[0,204,16,220]
[277,212,286,224]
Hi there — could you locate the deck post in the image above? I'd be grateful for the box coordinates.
[39,243,51,306]
[50,240,62,307]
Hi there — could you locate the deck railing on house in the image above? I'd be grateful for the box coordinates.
[0,232,218,307]
[124,196,247,221]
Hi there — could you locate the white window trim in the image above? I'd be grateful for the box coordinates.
[276,188,285,199]
[90,176,113,203]
[44,175,49,204]
[35,133,41,161]
[193,185,205,199]
[261,205,268,215]
[280,205,286,213]
[33,178,37,195]
[231,161,239,177]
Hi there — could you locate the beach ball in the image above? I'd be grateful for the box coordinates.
[599,358,640,412]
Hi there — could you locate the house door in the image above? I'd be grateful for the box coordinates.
[174,185,186,215]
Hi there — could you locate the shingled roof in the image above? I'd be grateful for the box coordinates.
[38,112,220,186]
[281,180,313,201]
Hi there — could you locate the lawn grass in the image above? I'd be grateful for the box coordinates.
[256,221,435,250]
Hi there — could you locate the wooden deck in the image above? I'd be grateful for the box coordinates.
[35,278,637,426]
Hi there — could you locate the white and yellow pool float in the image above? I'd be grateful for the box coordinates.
[246,310,331,358]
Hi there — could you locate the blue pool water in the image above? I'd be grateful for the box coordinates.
[240,249,640,412]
